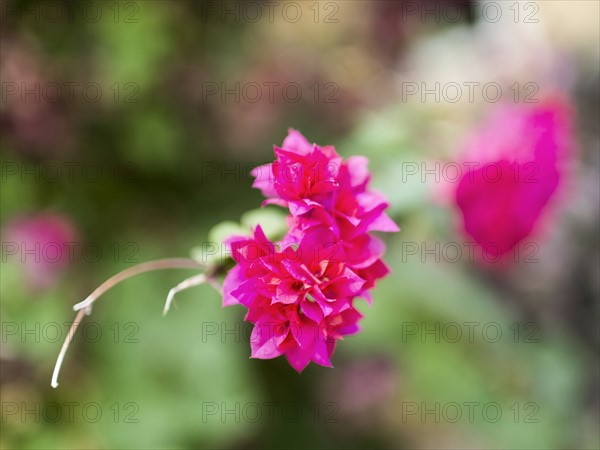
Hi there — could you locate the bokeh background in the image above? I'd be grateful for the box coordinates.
[1,1,599,449]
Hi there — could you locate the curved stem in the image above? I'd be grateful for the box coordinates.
[51,258,207,388]
[51,308,87,389]
[163,273,207,316]
[73,258,206,311]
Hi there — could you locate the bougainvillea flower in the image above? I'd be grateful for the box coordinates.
[252,145,342,215]
[455,99,573,259]
[224,130,399,372]
[253,130,398,235]
[222,226,367,371]
[224,226,364,320]
[248,295,364,372]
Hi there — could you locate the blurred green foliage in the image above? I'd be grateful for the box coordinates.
[1,1,598,449]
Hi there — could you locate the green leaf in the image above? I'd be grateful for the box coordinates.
[207,220,248,244]
[190,221,247,265]
[240,207,288,240]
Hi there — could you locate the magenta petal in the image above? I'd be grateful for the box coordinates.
[222,265,243,306]
[291,320,318,350]
[275,279,302,304]
[346,235,385,269]
[288,200,314,216]
[274,146,306,164]
[250,322,283,359]
[368,213,400,233]
[346,156,370,189]
[297,226,341,266]
[231,279,260,307]
[337,308,363,336]
[300,298,324,322]
[251,164,276,197]
[311,338,333,368]
[282,129,313,155]
[281,260,319,285]
[285,346,312,372]
[253,225,275,252]
[274,323,291,347]
[310,286,335,316]
[262,198,288,208]
[338,267,366,295]
[360,291,373,306]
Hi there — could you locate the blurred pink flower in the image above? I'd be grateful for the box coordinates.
[455,99,573,260]
[3,212,78,291]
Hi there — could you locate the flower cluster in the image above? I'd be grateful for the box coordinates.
[223,130,398,372]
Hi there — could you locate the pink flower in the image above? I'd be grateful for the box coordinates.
[224,130,399,371]
[253,129,398,236]
[249,295,363,372]
[3,212,78,290]
[225,226,364,314]
[252,131,342,216]
[223,226,365,371]
[455,99,573,259]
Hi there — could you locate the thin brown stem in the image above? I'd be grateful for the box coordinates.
[51,258,207,388]
[73,258,207,311]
